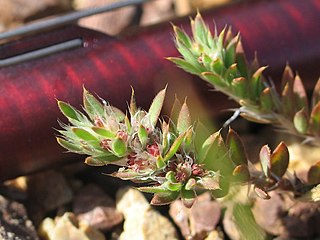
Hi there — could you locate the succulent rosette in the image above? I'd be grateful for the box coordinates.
[57,87,253,207]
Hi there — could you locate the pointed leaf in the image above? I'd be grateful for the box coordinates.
[225,36,238,68]
[259,145,271,177]
[312,78,320,107]
[281,64,294,91]
[177,101,192,134]
[293,108,309,134]
[138,125,148,147]
[161,121,170,154]
[169,96,182,126]
[293,74,308,113]
[192,12,208,45]
[58,101,85,122]
[260,87,274,111]
[202,72,225,87]
[233,203,267,240]
[231,77,247,98]
[168,57,200,75]
[310,102,320,135]
[56,137,81,152]
[156,156,166,169]
[129,87,137,115]
[200,131,233,175]
[148,87,166,127]
[270,142,289,178]
[92,126,116,138]
[84,157,105,166]
[226,128,248,165]
[308,161,320,184]
[83,88,105,118]
[173,25,192,48]
[72,128,97,141]
[251,66,267,97]
[235,41,249,79]
[163,132,187,162]
[138,185,169,194]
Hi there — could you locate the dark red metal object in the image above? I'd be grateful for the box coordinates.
[0,0,319,180]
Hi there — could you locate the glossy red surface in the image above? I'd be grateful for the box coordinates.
[0,0,319,180]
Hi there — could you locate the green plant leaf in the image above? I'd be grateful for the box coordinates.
[58,101,86,122]
[56,137,82,152]
[72,128,97,141]
[200,131,233,175]
[202,72,225,88]
[138,184,170,194]
[83,87,105,118]
[312,78,320,107]
[111,138,127,157]
[235,41,249,79]
[270,141,289,178]
[293,108,309,134]
[192,12,208,45]
[225,35,239,68]
[138,125,148,147]
[233,204,266,240]
[308,161,320,184]
[148,87,166,127]
[167,57,201,75]
[163,132,186,162]
[166,182,183,192]
[251,66,267,98]
[293,74,308,113]
[310,102,320,135]
[231,77,247,98]
[226,128,247,165]
[173,25,192,48]
[177,101,192,134]
[91,127,116,138]
[260,87,274,111]
[259,145,271,177]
